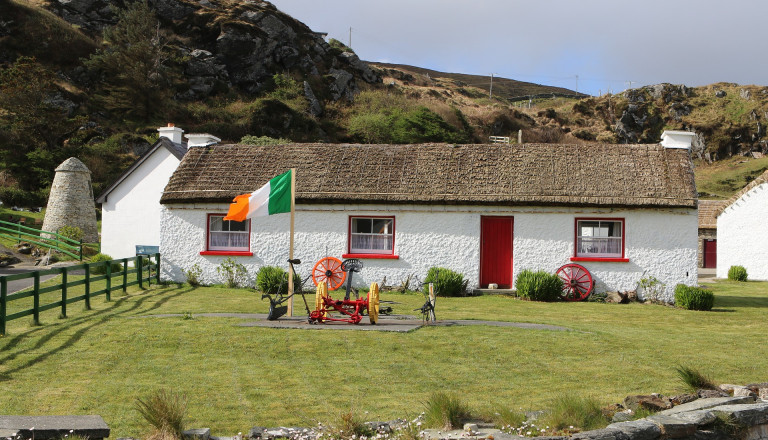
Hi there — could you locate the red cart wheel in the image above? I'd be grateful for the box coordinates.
[556,264,594,301]
[312,257,346,290]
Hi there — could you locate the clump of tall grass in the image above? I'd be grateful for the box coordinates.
[539,394,608,432]
[676,365,718,391]
[423,391,472,430]
[135,389,188,440]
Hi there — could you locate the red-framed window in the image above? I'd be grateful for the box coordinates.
[200,214,252,256]
[571,218,628,262]
[343,216,398,259]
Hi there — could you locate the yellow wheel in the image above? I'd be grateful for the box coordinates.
[315,282,328,319]
[368,282,380,325]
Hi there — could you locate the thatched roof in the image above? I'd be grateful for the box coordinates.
[698,200,726,229]
[716,169,768,217]
[160,143,697,208]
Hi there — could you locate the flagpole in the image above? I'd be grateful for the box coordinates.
[288,168,296,316]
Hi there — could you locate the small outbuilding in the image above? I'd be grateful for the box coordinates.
[96,125,222,258]
[697,200,725,269]
[715,169,768,280]
[158,132,699,302]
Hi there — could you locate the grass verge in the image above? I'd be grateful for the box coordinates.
[0,280,766,437]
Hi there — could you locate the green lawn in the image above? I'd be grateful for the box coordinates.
[1,280,767,438]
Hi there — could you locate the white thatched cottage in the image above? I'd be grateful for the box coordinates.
[97,125,219,258]
[158,132,698,302]
[715,169,768,280]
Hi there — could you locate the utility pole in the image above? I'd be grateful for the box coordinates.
[489,73,498,98]
[489,73,494,98]
[349,27,352,49]
[575,74,579,93]
[626,80,636,91]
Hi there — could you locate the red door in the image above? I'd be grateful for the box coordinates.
[480,216,513,288]
[703,239,717,268]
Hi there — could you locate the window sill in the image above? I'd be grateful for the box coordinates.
[200,251,253,256]
[342,253,399,259]
[570,257,629,263]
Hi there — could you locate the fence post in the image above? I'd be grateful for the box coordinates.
[122,259,128,293]
[33,272,40,325]
[1,277,6,336]
[61,267,68,318]
[105,260,111,301]
[79,240,83,261]
[84,264,91,310]
[155,253,160,284]
[137,256,143,289]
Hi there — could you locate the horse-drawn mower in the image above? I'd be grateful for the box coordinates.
[261,257,380,324]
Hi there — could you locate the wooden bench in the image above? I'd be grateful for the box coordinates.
[0,415,110,440]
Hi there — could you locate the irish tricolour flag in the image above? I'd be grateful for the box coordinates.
[223,170,292,221]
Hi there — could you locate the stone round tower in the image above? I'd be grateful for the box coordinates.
[42,157,99,243]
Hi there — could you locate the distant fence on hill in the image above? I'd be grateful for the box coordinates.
[0,253,160,335]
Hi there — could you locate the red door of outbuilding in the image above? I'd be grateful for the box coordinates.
[703,239,717,268]
[480,216,513,288]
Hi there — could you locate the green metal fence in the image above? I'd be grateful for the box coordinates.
[0,253,160,336]
[0,219,84,260]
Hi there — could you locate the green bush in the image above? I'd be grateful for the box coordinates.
[728,265,748,282]
[216,257,248,288]
[0,187,46,208]
[423,267,468,297]
[515,269,563,302]
[90,253,122,275]
[240,135,291,146]
[674,284,715,311]
[184,264,202,287]
[57,225,84,242]
[540,394,608,432]
[256,265,301,294]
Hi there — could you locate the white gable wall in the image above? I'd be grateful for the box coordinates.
[716,182,768,280]
[100,148,180,258]
[160,204,697,302]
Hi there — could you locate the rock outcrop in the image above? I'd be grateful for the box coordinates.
[46,0,381,101]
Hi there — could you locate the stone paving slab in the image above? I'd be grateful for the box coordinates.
[0,415,110,439]
[658,397,756,415]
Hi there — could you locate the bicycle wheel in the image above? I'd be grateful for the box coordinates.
[312,257,346,290]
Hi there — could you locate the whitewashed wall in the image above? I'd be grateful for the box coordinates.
[716,182,768,280]
[100,149,180,259]
[160,203,697,302]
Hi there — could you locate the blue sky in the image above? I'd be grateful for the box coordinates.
[270,0,766,97]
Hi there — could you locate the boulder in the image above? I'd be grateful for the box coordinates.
[303,81,323,116]
[624,395,673,412]
[715,90,727,98]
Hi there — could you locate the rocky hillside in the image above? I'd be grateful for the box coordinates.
[1,0,767,204]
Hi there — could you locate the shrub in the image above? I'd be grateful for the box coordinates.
[423,267,468,297]
[184,264,202,287]
[540,394,608,432]
[638,275,667,303]
[240,135,291,145]
[135,389,187,440]
[515,269,563,302]
[728,265,748,282]
[216,257,248,288]
[674,284,714,311]
[89,253,122,275]
[676,365,717,391]
[256,265,301,294]
[0,186,46,208]
[424,391,472,430]
[57,225,84,242]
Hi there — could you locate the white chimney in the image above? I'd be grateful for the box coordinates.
[660,130,695,149]
[185,133,221,148]
[157,123,184,144]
